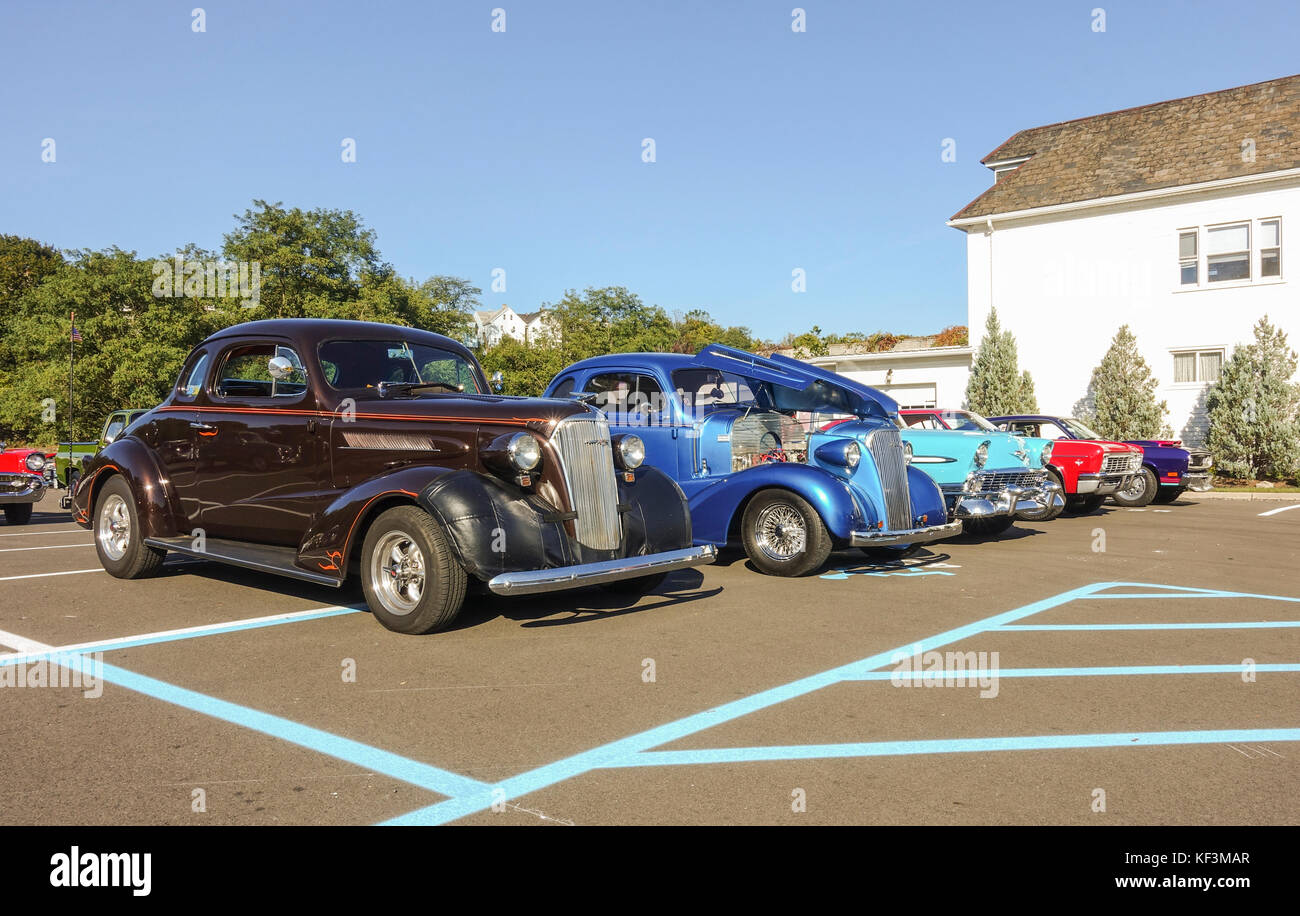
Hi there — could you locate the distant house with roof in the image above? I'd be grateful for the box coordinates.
[772,336,973,409]
[472,305,556,347]
[949,73,1300,444]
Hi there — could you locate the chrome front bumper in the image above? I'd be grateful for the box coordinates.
[1180,472,1213,492]
[849,520,963,547]
[1076,472,1131,495]
[487,545,717,596]
[0,475,46,504]
[944,472,1064,521]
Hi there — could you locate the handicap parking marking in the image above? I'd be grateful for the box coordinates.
[820,560,961,580]
[383,579,1300,826]
[0,542,94,553]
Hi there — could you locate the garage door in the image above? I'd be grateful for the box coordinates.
[875,383,936,409]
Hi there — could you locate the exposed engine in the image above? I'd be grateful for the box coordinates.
[730,411,808,471]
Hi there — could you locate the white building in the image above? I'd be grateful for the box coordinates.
[472,305,556,347]
[788,339,973,409]
[949,74,1300,444]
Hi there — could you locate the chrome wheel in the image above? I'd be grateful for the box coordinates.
[97,493,130,561]
[370,530,426,617]
[1120,474,1147,501]
[754,502,806,561]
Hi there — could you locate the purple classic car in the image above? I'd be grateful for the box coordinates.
[988,415,1212,507]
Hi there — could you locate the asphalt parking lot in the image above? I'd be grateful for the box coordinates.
[1,496,1297,826]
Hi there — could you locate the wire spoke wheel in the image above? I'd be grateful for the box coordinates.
[753,502,807,561]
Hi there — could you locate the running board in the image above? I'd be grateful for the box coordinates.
[144,536,342,588]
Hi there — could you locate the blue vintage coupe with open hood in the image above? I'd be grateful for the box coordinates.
[544,345,961,576]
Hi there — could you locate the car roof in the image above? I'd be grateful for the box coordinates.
[200,319,472,357]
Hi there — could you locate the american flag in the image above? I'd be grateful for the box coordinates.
[70,325,82,343]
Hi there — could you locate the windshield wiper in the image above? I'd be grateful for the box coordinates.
[376,380,462,398]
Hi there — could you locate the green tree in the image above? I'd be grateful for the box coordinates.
[964,307,1038,415]
[1206,316,1300,479]
[477,336,568,397]
[788,326,828,358]
[1084,325,1169,439]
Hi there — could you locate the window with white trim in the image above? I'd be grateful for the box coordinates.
[1177,219,1282,287]
[1172,348,1224,384]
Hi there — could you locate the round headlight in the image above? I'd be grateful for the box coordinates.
[974,441,989,469]
[844,440,861,469]
[507,433,541,471]
[617,434,645,470]
[902,441,913,465]
[1040,442,1053,467]
[25,453,46,472]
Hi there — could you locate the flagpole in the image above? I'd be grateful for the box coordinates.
[67,311,75,489]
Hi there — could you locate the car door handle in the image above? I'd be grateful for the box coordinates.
[190,421,217,436]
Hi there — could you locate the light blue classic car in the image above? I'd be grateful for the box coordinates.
[544,345,961,576]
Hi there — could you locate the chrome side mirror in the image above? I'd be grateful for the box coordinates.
[490,370,504,392]
[268,355,295,380]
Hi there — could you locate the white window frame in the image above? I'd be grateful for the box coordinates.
[1169,347,1226,387]
[1174,217,1283,291]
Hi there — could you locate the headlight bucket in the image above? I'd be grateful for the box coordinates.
[1039,442,1053,467]
[974,441,989,469]
[903,441,913,465]
[25,453,46,472]
[814,439,861,471]
[507,433,542,471]
[613,434,645,470]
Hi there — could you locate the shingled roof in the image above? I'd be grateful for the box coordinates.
[951,74,1300,222]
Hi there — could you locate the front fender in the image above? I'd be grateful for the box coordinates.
[71,438,180,539]
[687,463,861,545]
[905,465,948,523]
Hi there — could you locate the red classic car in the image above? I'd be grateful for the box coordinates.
[0,441,52,525]
[900,409,1142,515]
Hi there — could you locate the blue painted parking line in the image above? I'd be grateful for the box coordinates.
[847,663,1300,680]
[46,652,488,800]
[384,580,1300,825]
[997,622,1300,631]
[605,728,1300,767]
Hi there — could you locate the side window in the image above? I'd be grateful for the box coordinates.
[102,417,125,444]
[902,415,937,429]
[1039,423,1067,440]
[176,351,210,400]
[215,343,308,399]
[551,376,576,399]
[587,373,666,419]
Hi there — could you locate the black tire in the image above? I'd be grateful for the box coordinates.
[67,468,81,492]
[1065,494,1106,515]
[600,572,669,595]
[962,515,1016,537]
[4,503,33,525]
[1152,487,1185,505]
[1111,467,1157,507]
[360,505,467,634]
[1042,469,1066,520]
[740,489,832,577]
[92,475,165,578]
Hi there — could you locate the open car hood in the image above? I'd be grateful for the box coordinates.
[694,344,898,421]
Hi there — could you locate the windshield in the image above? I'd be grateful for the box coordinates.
[1061,417,1104,439]
[318,340,483,393]
[937,410,997,431]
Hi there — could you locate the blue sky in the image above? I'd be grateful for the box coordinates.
[3,1,1297,341]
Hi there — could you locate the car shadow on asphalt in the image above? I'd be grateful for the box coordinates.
[457,568,722,631]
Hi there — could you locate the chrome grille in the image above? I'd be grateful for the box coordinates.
[1103,453,1136,474]
[865,428,912,531]
[551,416,623,551]
[944,469,1046,495]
